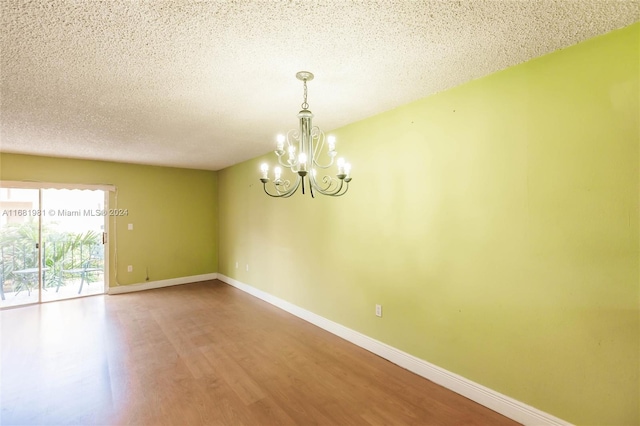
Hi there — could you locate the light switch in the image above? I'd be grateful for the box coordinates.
[128,223,133,230]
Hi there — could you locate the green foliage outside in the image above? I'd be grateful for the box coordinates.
[0,220,103,293]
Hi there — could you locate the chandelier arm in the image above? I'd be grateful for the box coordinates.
[331,179,350,197]
[262,176,302,198]
[310,128,335,169]
[313,180,349,197]
[287,129,300,146]
[332,181,349,197]
[308,169,321,191]
[312,158,335,169]
[309,174,348,196]
[280,188,299,198]
[277,156,295,168]
[310,173,337,192]
[311,127,322,160]
[309,179,315,198]
[274,179,291,195]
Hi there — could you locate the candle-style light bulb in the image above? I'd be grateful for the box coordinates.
[276,134,285,151]
[260,163,269,179]
[298,152,307,171]
[288,146,296,161]
[327,135,336,152]
[337,157,345,175]
[274,166,282,181]
[344,162,351,177]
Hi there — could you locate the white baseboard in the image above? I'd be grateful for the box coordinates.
[108,272,218,295]
[217,274,572,426]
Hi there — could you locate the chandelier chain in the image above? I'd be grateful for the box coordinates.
[301,79,309,110]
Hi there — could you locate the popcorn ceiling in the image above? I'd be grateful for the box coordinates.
[1,0,638,170]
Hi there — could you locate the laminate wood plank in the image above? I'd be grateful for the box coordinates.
[0,280,520,425]
[199,343,267,405]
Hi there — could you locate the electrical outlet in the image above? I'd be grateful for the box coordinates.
[245,264,249,271]
[127,223,133,230]
[375,304,382,317]
[127,265,133,272]
[235,262,238,269]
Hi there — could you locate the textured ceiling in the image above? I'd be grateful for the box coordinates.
[1,1,638,171]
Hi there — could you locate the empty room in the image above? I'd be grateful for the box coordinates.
[0,1,638,425]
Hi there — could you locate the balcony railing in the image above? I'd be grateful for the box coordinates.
[0,230,103,301]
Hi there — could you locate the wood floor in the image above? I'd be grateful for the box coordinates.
[0,280,519,425]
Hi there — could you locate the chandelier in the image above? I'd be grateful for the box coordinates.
[260,71,352,198]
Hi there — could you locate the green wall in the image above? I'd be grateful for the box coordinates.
[218,23,639,425]
[0,154,218,287]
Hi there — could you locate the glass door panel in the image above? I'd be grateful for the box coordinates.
[41,189,105,302]
[0,188,42,308]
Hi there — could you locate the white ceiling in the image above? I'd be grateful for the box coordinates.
[1,1,638,171]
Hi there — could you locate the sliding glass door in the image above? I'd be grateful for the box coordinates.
[40,189,105,303]
[0,188,41,307]
[0,186,107,308]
